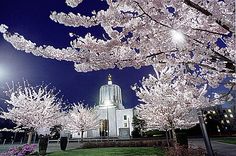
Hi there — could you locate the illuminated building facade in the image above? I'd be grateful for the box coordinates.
[72,75,134,138]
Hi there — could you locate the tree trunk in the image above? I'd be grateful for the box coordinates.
[81,131,84,143]
[27,131,33,144]
[168,130,172,139]
[171,127,177,148]
[165,130,169,147]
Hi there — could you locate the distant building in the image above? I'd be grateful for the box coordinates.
[204,103,236,133]
[72,75,134,138]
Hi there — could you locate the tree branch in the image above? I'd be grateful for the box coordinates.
[183,0,232,33]
[133,1,171,29]
[185,61,235,73]
[192,28,227,36]
[210,83,236,102]
[133,1,234,70]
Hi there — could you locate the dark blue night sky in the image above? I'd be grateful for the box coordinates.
[0,0,155,112]
[0,0,231,125]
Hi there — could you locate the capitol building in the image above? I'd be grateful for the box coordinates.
[72,75,134,138]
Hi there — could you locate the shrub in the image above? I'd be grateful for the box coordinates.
[0,144,36,156]
[81,139,170,148]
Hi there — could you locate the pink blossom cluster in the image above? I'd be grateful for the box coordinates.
[0,144,36,156]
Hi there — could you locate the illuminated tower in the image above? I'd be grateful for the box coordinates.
[99,74,124,109]
[72,75,133,138]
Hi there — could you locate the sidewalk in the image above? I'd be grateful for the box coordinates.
[189,138,236,156]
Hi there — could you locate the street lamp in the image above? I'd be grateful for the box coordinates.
[197,109,214,156]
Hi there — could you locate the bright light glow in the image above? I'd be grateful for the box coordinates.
[170,29,185,46]
[104,100,112,106]
[226,120,230,124]
[0,66,7,79]
[230,114,233,118]
[228,109,232,113]
[224,114,228,118]
[212,111,216,114]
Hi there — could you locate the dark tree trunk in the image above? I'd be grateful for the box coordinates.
[81,131,84,143]
[165,130,170,147]
[27,131,33,144]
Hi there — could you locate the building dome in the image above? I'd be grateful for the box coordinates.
[99,75,124,109]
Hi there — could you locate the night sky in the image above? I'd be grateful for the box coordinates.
[0,0,155,112]
[0,0,232,130]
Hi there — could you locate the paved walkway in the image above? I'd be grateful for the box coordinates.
[189,138,236,156]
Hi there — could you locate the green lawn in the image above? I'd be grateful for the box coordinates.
[48,147,165,156]
[217,137,236,145]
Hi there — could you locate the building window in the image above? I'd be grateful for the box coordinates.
[124,115,127,120]
[124,123,127,127]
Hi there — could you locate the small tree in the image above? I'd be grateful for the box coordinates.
[0,82,62,144]
[65,103,99,142]
[131,113,146,138]
[133,67,217,147]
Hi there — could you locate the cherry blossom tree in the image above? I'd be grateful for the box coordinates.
[0,82,62,144]
[0,0,234,89]
[133,66,220,146]
[55,111,72,138]
[65,103,99,142]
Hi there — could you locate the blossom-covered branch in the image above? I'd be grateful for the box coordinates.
[0,82,63,143]
[64,103,99,141]
[0,0,235,88]
[133,66,222,145]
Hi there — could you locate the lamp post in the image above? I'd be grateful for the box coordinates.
[197,109,214,156]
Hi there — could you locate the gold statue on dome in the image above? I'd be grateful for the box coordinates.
[108,74,112,81]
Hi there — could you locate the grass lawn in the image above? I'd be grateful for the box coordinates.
[48,147,165,156]
[217,137,236,145]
